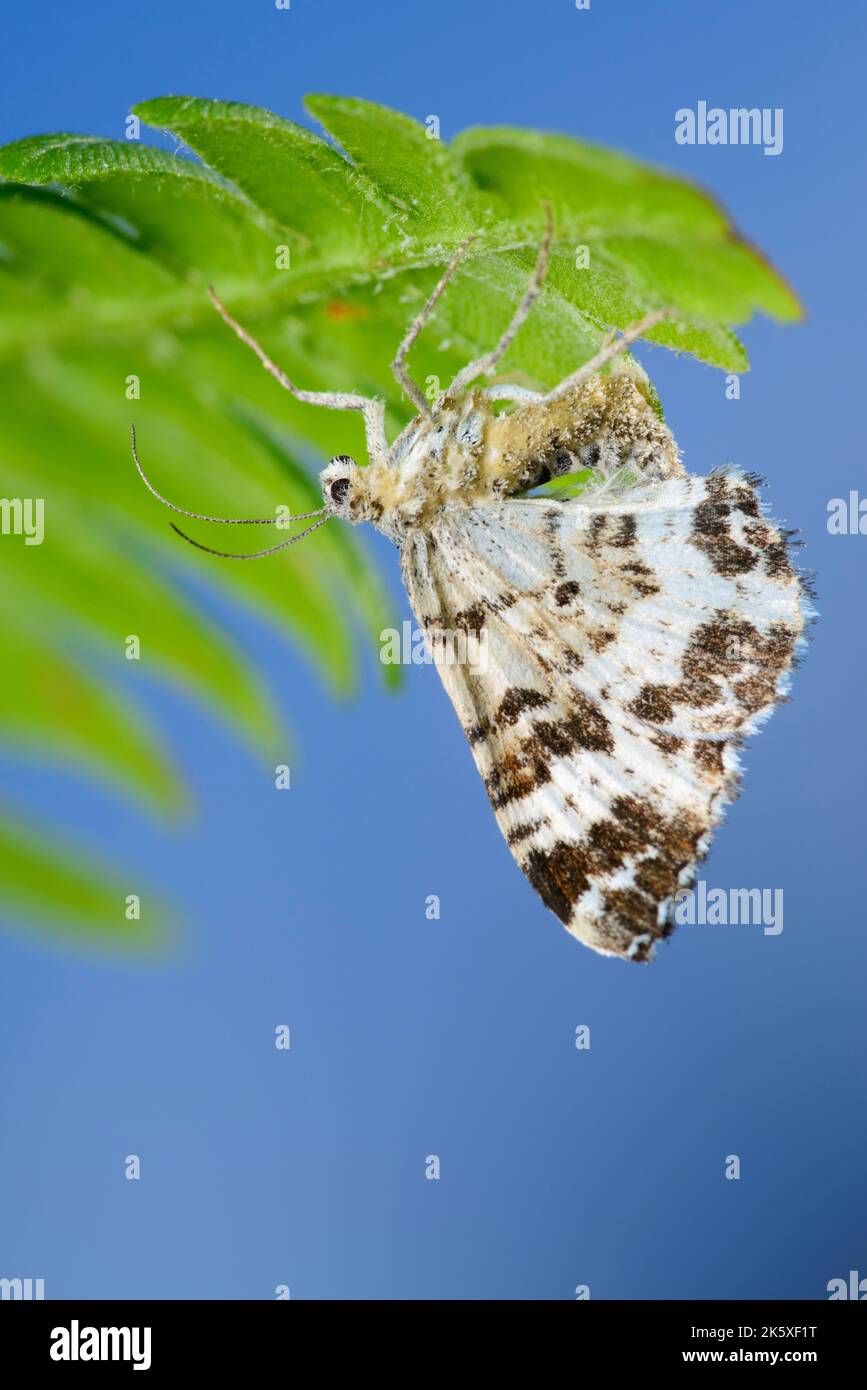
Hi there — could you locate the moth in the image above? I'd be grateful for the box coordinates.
[133,215,808,961]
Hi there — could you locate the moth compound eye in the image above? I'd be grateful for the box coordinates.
[326,454,354,507]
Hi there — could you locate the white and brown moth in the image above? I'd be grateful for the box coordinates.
[133,218,808,962]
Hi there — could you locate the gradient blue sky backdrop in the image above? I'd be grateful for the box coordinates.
[1,0,865,1299]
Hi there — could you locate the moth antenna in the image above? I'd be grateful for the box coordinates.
[130,423,323,524]
[169,515,330,559]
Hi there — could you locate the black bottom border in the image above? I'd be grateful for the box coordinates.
[2,1298,862,1374]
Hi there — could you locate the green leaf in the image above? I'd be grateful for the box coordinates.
[132,97,386,265]
[0,813,168,952]
[0,95,801,947]
[451,124,802,328]
[305,94,475,243]
[451,124,733,235]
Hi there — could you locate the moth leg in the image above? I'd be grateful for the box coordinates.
[444,204,553,399]
[390,232,478,417]
[208,287,389,466]
[543,308,673,402]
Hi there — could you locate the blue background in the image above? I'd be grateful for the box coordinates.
[1,0,864,1299]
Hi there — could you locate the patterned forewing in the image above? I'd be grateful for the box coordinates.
[400,470,806,959]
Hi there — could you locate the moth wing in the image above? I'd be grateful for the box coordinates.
[400,470,807,960]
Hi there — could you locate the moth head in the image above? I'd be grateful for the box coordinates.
[320,455,360,518]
